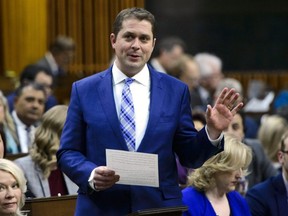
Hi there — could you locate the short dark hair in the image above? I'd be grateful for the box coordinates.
[153,36,187,57]
[49,35,75,54]
[19,64,52,85]
[15,82,46,98]
[112,7,156,38]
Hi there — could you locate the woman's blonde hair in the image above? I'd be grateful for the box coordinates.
[0,91,18,144]
[30,105,68,178]
[0,158,27,216]
[258,114,288,162]
[187,134,252,191]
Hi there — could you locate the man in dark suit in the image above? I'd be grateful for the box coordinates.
[57,7,243,216]
[7,64,57,112]
[35,35,75,82]
[246,131,288,216]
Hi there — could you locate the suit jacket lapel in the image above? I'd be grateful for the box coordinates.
[273,174,288,215]
[138,68,165,151]
[97,69,128,150]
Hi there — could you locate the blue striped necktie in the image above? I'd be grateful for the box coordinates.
[120,78,135,151]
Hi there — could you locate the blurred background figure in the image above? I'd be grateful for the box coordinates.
[182,135,252,216]
[14,105,78,198]
[11,83,46,153]
[246,130,288,216]
[0,158,27,216]
[173,54,203,110]
[194,52,224,111]
[34,35,76,81]
[0,132,4,158]
[224,112,278,190]
[0,91,19,154]
[213,77,259,139]
[257,114,288,170]
[244,80,275,114]
[6,64,57,113]
[149,36,186,76]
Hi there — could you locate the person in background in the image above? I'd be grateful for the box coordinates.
[0,91,19,154]
[213,77,259,139]
[193,52,224,111]
[173,54,203,110]
[182,135,252,216]
[14,105,78,198]
[0,158,27,216]
[257,114,288,170]
[149,36,186,75]
[224,112,278,190]
[34,35,76,80]
[12,83,46,153]
[0,132,4,158]
[7,64,57,113]
[246,131,288,216]
[57,7,243,215]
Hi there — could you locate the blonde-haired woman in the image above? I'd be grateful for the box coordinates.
[0,158,27,216]
[258,114,288,169]
[0,91,19,154]
[182,135,252,216]
[14,105,78,198]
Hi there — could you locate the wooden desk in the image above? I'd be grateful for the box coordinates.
[127,206,188,216]
[22,195,77,216]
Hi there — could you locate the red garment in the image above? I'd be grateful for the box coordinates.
[48,168,68,196]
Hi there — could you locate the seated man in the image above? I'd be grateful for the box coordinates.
[246,130,288,216]
[7,64,57,112]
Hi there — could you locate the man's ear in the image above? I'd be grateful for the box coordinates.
[110,33,116,48]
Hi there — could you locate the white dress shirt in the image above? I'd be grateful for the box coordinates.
[112,64,150,150]
[12,110,35,153]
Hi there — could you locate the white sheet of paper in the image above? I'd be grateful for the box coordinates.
[106,149,159,187]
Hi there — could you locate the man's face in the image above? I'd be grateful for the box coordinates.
[161,45,184,71]
[224,113,245,142]
[34,72,53,96]
[110,18,155,76]
[279,136,288,179]
[14,86,45,126]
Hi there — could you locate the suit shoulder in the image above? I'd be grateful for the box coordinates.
[74,70,109,86]
[14,155,33,167]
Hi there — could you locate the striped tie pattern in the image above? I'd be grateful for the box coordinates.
[120,78,135,151]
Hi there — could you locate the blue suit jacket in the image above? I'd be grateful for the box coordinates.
[246,173,288,216]
[182,187,251,216]
[57,65,223,216]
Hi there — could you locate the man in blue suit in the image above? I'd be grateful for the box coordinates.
[246,131,288,216]
[57,8,243,216]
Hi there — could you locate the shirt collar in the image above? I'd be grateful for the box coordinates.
[12,110,27,128]
[45,51,59,72]
[112,63,150,87]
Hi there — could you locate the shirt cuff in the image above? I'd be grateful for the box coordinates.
[88,168,97,190]
[205,125,224,147]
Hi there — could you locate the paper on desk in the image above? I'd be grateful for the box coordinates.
[106,149,159,187]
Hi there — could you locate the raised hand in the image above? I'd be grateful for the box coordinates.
[205,88,244,139]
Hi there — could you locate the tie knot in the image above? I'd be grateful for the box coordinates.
[125,78,134,86]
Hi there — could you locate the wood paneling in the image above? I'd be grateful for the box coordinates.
[47,0,145,76]
[0,0,47,75]
[0,0,144,79]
